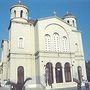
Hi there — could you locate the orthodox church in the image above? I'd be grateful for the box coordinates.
[0,1,87,90]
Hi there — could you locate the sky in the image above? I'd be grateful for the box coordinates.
[0,0,90,61]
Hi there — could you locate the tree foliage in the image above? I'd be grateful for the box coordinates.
[86,61,90,81]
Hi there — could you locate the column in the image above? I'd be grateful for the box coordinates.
[62,64,65,82]
[53,66,56,84]
[71,62,75,82]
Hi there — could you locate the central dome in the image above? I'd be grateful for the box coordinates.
[64,12,76,19]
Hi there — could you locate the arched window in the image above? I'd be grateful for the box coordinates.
[18,37,24,48]
[53,33,59,52]
[67,20,70,24]
[72,20,75,27]
[14,10,16,18]
[55,62,63,83]
[62,36,67,52]
[20,10,23,17]
[64,62,71,82]
[17,66,24,84]
[75,43,78,52]
[45,62,53,86]
[78,66,82,82]
[45,34,51,51]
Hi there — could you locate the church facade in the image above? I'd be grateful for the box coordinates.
[0,2,87,90]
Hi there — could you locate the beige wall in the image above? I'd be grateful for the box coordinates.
[0,13,86,90]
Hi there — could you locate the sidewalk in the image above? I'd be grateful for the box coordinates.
[0,87,10,90]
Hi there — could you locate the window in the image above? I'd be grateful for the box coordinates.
[78,66,82,82]
[20,10,23,17]
[53,33,59,52]
[45,62,53,86]
[67,20,69,23]
[62,36,67,52]
[72,20,75,27]
[55,62,63,83]
[18,37,24,48]
[64,62,71,82]
[17,66,24,84]
[75,43,78,52]
[14,10,16,17]
[45,34,51,51]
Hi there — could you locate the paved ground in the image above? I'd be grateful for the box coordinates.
[0,85,90,90]
[0,87,77,90]
[0,87,10,90]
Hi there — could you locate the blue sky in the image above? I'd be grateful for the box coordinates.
[0,0,90,61]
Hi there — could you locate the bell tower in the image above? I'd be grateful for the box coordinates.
[63,12,77,28]
[10,1,29,20]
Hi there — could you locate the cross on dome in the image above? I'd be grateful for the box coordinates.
[18,0,21,4]
[66,11,69,14]
[53,10,56,16]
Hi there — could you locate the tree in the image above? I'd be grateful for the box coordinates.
[86,61,90,81]
[6,77,32,90]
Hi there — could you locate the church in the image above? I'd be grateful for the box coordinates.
[0,1,87,90]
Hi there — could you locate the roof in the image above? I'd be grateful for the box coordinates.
[28,19,36,25]
[37,16,71,25]
[38,16,63,21]
[34,16,75,27]
[63,12,76,19]
[10,1,29,12]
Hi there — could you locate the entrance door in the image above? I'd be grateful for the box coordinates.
[17,66,24,84]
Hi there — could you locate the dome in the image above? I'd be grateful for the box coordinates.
[10,1,29,20]
[64,12,76,19]
[63,12,77,27]
[10,1,29,12]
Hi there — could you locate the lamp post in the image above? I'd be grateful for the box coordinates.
[6,77,32,90]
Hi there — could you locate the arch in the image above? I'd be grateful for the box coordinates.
[44,23,69,39]
[53,33,60,52]
[45,34,51,51]
[17,66,24,84]
[45,62,53,86]
[45,23,67,34]
[45,23,70,52]
[53,32,59,35]
[55,62,63,83]
[78,66,82,82]
[64,62,71,82]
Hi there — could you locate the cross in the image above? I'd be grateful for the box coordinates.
[53,10,56,16]
[18,0,21,4]
[66,11,69,14]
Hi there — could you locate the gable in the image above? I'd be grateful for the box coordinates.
[37,16,77,33]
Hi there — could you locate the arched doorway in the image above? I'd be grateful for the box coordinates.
[17,66,24,84]
[55,62,63,83]
[64,62,71,82]
[45,62,53,86]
